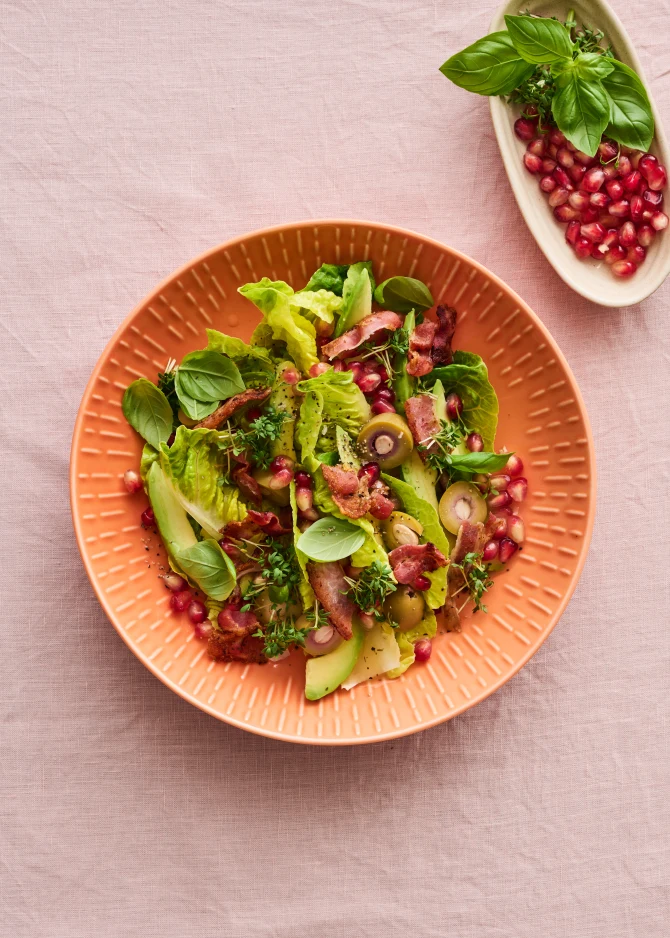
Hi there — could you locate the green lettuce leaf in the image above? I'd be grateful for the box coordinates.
[386,608,437,679]
[239,278,319,375]
[206,328,275,387]
[159,426,247,538]
[291,289,343,324]
[302,263,350,295]
[289,481,314,608]
[140,443,159,484]
[382,474,453,609]
[297,370,370,440]
[295,389,324,473]
[334,262,375,337]
[425,351,499,450]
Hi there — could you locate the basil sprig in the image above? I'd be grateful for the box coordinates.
[173,350,245,420]
[122,378,174,449]
[440,13,654,156]
[374,276,434,314]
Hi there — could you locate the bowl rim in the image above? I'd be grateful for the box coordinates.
[70,218,597,745]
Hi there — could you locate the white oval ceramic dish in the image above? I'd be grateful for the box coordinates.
[489,0,670,307]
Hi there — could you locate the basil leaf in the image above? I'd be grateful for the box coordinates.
[552,68,611,157]
[175,350,245,403]
[297,517,366,562]
[374,276,433,314]
[504,14,574,65]
[447,452,512,474]
[554,51,614,81]
[175,539,236,601]
[122,378,174,450]
[176,390,219,422]
[440,31,534,96]
[602,60,654,151]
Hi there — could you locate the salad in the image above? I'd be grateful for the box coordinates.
[121,261,527,700]
[440,11,667,279]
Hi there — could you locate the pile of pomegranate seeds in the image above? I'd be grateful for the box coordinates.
[515,116,668,278]
[342,358,395,414]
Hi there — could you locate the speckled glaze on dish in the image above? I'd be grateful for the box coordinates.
[70,220,596,745]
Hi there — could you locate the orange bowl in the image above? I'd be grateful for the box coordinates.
[70,220,596,745]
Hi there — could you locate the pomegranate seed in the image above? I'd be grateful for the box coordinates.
[556,146,574,168]
[375,386,395,403]
[580,207,600,224]
[489,514,508,540]
[643,189,664,211]
[370,495,394,520]
[541,158,557,174]
[651,211,669,231]
[482,540,499,562]
[630,195,644,222]
[282,367,300,385]
[377,366,390,384]
[357,372,382,394]
[637,224,655,247]
[565,220,581,245]
[606,179,624,200]
[568,191,590,211]
[627,245,646,265]
[332,360,345,372]
[362,360,380,374]
[547,142,559,159]
[170,590,192,613]
[507,515,525,545]
[413,574,431,592]
[608,200,630,218]
[617,155,632,176]
[588,192,610,210]
[574,237,593,258]
[498,538,518,564]
[523,105,539,119]
[188,600,207,624]
[548,187,570,208]
[446,392,463,421]
[565,140,577,152]
[167,432,175,447]
[611,260,637,278]
[638,153,658,179]
[466,432,484,452]
[622,171,641,193]
[582,167,606,192]
[523,152,543,174]
[294,470,312,488]
[602,164,619,182]
[604,244,627,265]
[490,473,510,492]
[629,151,643,169]
[140,507,155,527]
[505,454,523,477]
[619,221,638,247]
[345,359,363,373]
[487,491,511,511]
[554,204,580,222]
[599,213,623,229]
[598,140,619,162]
[162,572,188,592]
[567,163,586,184]
[371,400,396,415]
[295,486,313,512]
[507,477,528,502]
[527,137,546,157]
[268,468,293,489]
[247,407,264,424]
[514,118,537,141]
[575,150,596,167]
[270,455,293,474]
[309,362,330,378]
[580,222,605,243]
[540,174,557,193]
[413,639,432,662]
[193,620,212,641]
[553,167,573,189]
[299,507,319,522]
[601,230,620,250]
[549,128,566,146]
[123,469,142,494]
[358,462,380,484]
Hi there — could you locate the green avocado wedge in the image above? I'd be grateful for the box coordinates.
[305,619,364,700]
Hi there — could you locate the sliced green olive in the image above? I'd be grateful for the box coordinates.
[384,586,425,632]
[177,408,197,428]
[381,511,424,550]
[438,481,487,535]
[357,413,413,470]
[253,468,291,506]
[255,585,301,625]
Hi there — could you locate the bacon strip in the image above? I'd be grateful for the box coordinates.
[449,521,486,565]
[232,466,262,506]
[246,509,292,536]
[307,561,356,639]
[321,311,402,360]
[208,603,267,664]
[321,464,371,519]
[194,387,271,430]
[404,394,440,456]
[407,321,437,377]
[431,305,457,367]
[388,542,447,585]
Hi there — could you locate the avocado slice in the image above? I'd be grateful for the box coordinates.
[305,620,364,700]
[334,264,372,337]
[269,362,298,461]
[401,449,440,514]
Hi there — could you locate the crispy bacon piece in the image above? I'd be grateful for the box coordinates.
[307,561,356,639]
[407,321,438,377]
[431,305,457,367]
[208,603,267,664]
[222,517,259,541]
[321,311,402,360]
[246,509,292,536]
[321,464,371,519]
[194,387,272,430]
[232,466,262,506]
[449,520,486,565]
[388,542,448,585]
[442,598,461,633]
[404,394,440,455]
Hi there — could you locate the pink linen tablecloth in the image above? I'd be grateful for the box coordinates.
[2,1,669,935]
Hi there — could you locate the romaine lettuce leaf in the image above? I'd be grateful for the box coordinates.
[301,263,349,295]
[295,389,324,474]
[334,262,375,337]
[159,426,247,538]
[291,289,343,324]
[297,370,370,439]
[239,278,319,375]
[386,608,437,679]
[382,474,453,609]
[140,442,159,484]
[289,481,315,608]
[425,351,499,450]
